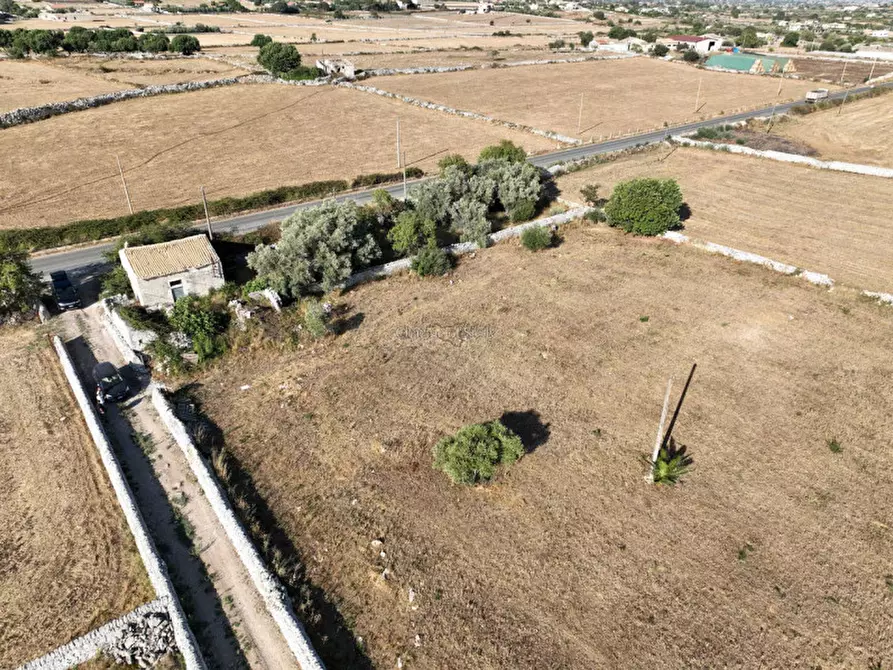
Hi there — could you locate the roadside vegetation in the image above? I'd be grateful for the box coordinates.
[0,26,202,58]
[0,249,44,325]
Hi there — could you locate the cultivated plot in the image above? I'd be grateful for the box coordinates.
[773,93,893,168]
[0,83,556,229]
[557,146,893,293]
[51,55,251,88]
[372,57,825,140]
[193,225,893,670]
[0,327,154,667]
[0,58,129,112]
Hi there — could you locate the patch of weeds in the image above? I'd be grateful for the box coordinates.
[737,542,754,562]
[591,428,602,438]
[827,438,843,454]
[646,437,692,485]
[639,315,650,323]
[132,431,156,457]
[224,595,235,607]
[172,491,189,508]
[774,585,786,598]
[303,412,314,421]
[885,575,893,593]
[839,306,851,316]
[173,508,196,543]
[433,589,443,601]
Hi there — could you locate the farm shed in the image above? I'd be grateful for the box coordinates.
[119,234,224,308]
[669,34,721,54]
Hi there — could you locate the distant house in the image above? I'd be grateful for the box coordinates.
[704,53,796,75]
[668,34,720,54]
[119,235,225,308]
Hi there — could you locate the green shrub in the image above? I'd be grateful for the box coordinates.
[649,438,692,485]
[302,299,330,338]
[579,183,604,206]
[584,209,606,223]
[0,249,43,320]
[604,178,684,236]
[437,154,470,175]
[387,210,437,255]
[169,295,227,340]
[170,34,200,55]
[411,246,451,277]
[118,304,170,335]
[682,49,700,63]
[651,43,669,57]
[433,420,524,485]
[250,33,272,47]
[100,265,133,298]
[509,199,537,223]
[147,338,187,376]
[192,331,227,362]
[520,226,552,251]
[351,168,423,189]
[258,40,301,76]
[478,140,526,164]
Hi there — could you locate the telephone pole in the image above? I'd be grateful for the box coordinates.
[694,77,702,114]
[116,155,134,215]
[200,186,213,239]
[396,118,402,169]
[577,92,584,135]
[867,56,878,83]
[839,59,848,87]
[402,151,407,200]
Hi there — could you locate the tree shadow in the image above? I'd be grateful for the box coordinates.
[334,312,365,335]
[171,384,374,670]
[500,410,551,453]
[677,202,692,223]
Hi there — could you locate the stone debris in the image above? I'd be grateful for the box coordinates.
[106,611,176,668]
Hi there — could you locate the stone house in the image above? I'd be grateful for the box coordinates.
[119,234,224,308]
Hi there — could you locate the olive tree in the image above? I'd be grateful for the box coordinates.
[604,178,684,236]
[170,34,200,55]
[0,249,43,322]
[248,200,380,295]
[451,196,490,247]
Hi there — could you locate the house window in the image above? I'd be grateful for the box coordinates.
[169,279,185,302]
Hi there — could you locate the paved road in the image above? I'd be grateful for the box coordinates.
[30,83,884,277]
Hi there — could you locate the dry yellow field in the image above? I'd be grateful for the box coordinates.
[0,83,556,229]
[557,146,893,293]
[373,58,826,139]
[52,56,251,87]
[194,224,893,669]
[0,59,127,112]
[0,328,153,668]
[774,93,893,168]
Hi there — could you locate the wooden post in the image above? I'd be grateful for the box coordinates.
[396,117,401,169]
[694,76,702,113]
[867,56,878,83]
[402,151,407,200]
[577,92,584,135]
[649,379,674,482]
[116,155,134,215]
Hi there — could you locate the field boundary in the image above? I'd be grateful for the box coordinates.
[344,206,590,287]
[19,598,169,670]
[364,52,635,77]
[671,135,893,178]
[336,80,583,145]
[50,335,206,670]
[150,386,326,670]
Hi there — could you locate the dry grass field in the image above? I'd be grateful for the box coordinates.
[0,59,128,112]
[0,327,153,668]
[790,57,893,86]
[0,83,556,230]
[52,56,251,87]
[372,58,825,139]
[772,93,893,168]
[556,146,893,293]
[193,225,893,670]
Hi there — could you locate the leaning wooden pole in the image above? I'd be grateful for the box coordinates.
[648,379,674,483]
[660,363,697,451]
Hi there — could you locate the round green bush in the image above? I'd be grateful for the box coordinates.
[520,226,552,251]
[433,420,524,485]
[604,178,683,236]
[411,246,452,277]
[509,199,537,223]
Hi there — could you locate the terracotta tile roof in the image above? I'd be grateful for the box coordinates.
[122,234,219,281]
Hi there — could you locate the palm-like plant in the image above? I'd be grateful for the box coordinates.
[649,437,693,485]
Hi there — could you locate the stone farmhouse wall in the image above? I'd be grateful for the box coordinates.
[150,387,326,670]
[51,336,206,670]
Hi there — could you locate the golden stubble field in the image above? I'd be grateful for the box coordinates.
[372,58,827,139]
[193,225,893,670]
[773,93,893,168]
[556,146,893,293]
[0,59,129,112]
[0,83,557,230]
[0,328,153,667]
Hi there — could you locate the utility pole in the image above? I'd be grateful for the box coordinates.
[402,151,407,200]
[694,77,702,114]
[867,56,878,83]
[577,92,584,135]
[396,117,402,169]
[200,186,213,240]
[116,155,134,215]
[839,59,848,87]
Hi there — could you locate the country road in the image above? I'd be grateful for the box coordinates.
[29,83,885,277]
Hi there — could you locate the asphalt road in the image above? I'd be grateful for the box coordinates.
[30,83,883,277]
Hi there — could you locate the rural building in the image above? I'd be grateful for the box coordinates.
[315,58,356,79]
[668,34,721,54]
[119,234,225,308]
[705,53,796,75]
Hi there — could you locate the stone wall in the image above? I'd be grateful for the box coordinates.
[672,135,893,179]
[19,599,171,670]
[51,336,206,670]
[151,387,326,670]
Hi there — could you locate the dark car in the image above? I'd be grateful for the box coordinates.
[50,270,81,310]
[92,362,129,402]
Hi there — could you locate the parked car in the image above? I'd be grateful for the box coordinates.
[50,270,81,310]
[92,362,129,403]
[805,88,829,103]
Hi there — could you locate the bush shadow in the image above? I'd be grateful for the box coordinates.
[500,409,551,453]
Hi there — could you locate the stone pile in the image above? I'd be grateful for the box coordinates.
[106,611,175,668]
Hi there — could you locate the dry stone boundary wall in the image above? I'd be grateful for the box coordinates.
[150,387,326,670]
[18,599,170,670]
[51,336,206,670]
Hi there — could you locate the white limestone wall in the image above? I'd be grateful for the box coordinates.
[51,337,206,670]
[150,387,326,670]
